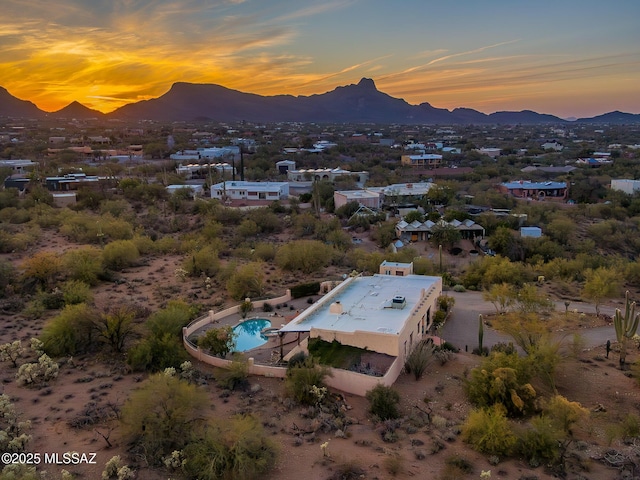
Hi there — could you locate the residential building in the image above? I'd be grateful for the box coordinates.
[210,181,289,202]
[477,148,501,158]
[279,271,442,367]
[611,179,640,195]
[287,168,369,184]
[395,218,485,243]
[541,141,564,151]
[333,190,381,210]
[498,180,568,201]
[520,226,542,238]
[276,160,296,174]
[401,154,443,169]
[0,159,38,173]
[166,184,204,197]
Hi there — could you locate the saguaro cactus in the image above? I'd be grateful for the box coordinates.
[478,314,484,355]
[614,291,640,367]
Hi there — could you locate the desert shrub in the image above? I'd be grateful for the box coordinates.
[445,455,474,474]
[182,414,277,480]
[102,240,140,270]
[290,282,321,299]
[285,358,330,406]
[0,463,41,480]
[366,384,401,421]
[198,326,236,358]
[239,299,254,318]
[127,333,188,372]
[16,354,59,386]
[227,263,265,301]
[461,404,516,456]
[437,295,456,312]
[20,251,62,289]
[383,454,404,475]
[0,259,17,298]
[218,356,249,391]
[275,240,334,273]
[514,416,562,467]
[127,301,195,371]
[262,302,273,312]
[452,284,466,292]
[432,310,447,329]
[120,374,209,465]
[286,351,307,369]
[405,340,436,380]
[61,280,93,305]
[183,245,220,277]
[131,234,155,255]
[62,246,104,285]
[40,303,98,357]
[253,242,277,262]
[464,352,536,417]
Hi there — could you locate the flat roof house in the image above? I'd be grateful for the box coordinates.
[401,154,443,169]
[210,181,289,202]
[498,180,568,201]
[333,190,381,210]
[280,271,442,371]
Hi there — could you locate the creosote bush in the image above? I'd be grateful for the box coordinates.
[366,384,401,421]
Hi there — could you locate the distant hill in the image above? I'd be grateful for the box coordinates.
[51,101,105,120]
[576,110,640,124]
[110,78,568,124]
[1,80,639,124]
[0,87,45,119]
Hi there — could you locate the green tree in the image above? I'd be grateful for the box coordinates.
[430,223,461,249]
[582,267,620,316]
[121,374,209,465]
[40,303,98,357]
[482,283,516,314]
[226,263,265,300]
[198,326,236,358]
[95,307,136,353]
[285,358,330,406]
[184,245,220,277]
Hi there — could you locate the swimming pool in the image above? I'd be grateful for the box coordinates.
[233,318,272,351]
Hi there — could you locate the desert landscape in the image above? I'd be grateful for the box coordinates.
[2,231,639,480]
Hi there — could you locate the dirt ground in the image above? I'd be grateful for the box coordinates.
[2,236,640,480]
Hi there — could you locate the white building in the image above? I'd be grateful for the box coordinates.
[210,181,289,202]
[287,168,369,184]
[611,179,640,195]
[334,190,381,210]
[0,159,38,173]
[279,271,442,367]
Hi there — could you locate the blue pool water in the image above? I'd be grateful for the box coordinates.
[233,318,272,351]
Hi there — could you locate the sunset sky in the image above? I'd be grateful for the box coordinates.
[1,0,639,118]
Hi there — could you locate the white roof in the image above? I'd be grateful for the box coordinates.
[279,274,439,335]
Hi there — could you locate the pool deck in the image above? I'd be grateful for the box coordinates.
[190,298,314,364]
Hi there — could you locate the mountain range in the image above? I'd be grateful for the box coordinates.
[2,79,639,125]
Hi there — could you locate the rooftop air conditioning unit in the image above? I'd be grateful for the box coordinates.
[391,296,406,309]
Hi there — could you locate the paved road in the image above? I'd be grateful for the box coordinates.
[440,291,620,352]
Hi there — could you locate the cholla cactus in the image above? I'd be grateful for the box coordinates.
[0,340,25,367]
[0,394,32,453]
[163,367,177,377]
[180,361,194,381]
[163,450,186,469]
[30,337,44,356]
[61,469,74,480]
[102,455,122,480]
[16,354,59,386]
[174,267,188,281]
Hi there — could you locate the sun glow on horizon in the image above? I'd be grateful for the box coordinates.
[1,0,639,118]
